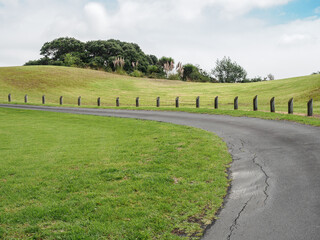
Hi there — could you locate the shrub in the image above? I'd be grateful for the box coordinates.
[183,64,212,82]
[167,73,180,80]
[130,70,144,78]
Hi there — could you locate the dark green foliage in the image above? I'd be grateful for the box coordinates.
[147,65,166,78]
[24,57,50,66]
[158,56,174,66]
[147,55,158,65]
[130,70,144,78]
[40,37,85,61]
[212,56,247,83]
[26,37,169,76]
[167,73,181,80]
[182,64,212,82]
[250,76,264,82]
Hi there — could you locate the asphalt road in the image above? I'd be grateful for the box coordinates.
[1,104,320,240]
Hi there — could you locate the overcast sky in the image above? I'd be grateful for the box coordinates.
[0,0,320,79]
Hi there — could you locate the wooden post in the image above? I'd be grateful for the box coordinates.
[24,94,28,103]
[234,96,238,110]
[60,96,63,105]
[136,97,139,107]
[270,97,275,113]
[307,99,313,117]
[42,95,45,104]
[253,95,258,111]
[156,97,160,107]
[97,97,101,107]
[214,96,218,109]
[116,97,120,107]
[175,97,179,108]
[78,96,81,106]
[196,96,200,108]
[288,98,293,114]
[8,93,11,102]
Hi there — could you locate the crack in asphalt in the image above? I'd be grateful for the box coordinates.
[227,197,253,240]
[252,154,270,205]
[238,138,270,205]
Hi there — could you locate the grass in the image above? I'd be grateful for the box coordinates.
[0,66,319,115]
[0,108,231,239]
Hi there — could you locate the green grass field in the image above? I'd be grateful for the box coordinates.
[0,66,319,115]
[0,108,231,239]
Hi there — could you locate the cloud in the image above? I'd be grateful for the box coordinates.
[0,0,319,79]
[84,2,109,35]
[280,34,312,45]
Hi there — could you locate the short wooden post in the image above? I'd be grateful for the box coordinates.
[288,98,293,114]
[136,97,139,107]
[8,93,11,102]
[24,94,28,103]
[214,96,218,109]
[253,95,258,111]
[270,97,275,113]
[78,96,81,106]
[176,97,179,108]
[116,97,120,107]
[196,96,200,108]
[175,97,179,108]
[97,97,101,107]
[59,96,63,105]
[156,97,160,107]
[234,96,238,110]
[42,95,45,104]
[307,99,313,117]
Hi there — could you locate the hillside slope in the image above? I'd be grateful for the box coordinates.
[0,66,319,114]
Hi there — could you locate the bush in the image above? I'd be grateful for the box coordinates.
[183,64,212,82]
[147,65,166,79]
[115,68,127,75]
[63,53,85,68]
[167,73,181,80]
[130,70,144,78]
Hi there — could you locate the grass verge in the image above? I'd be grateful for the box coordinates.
[0,108,231,239]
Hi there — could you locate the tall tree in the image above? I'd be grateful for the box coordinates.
[212,57,247,83]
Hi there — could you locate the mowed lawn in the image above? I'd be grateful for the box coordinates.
[0,66,319,114]
[0,108,231,239]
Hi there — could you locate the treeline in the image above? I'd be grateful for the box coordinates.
[25,37,274,83]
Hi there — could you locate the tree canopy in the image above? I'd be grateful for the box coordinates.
[25,37,165,76]
[26,37,269,83]
[212,57,247,83]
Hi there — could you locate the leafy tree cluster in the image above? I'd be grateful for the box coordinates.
[25,37,167,78]
[26,37,274,83]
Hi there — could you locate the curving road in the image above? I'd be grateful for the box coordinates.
[1,104,320,240]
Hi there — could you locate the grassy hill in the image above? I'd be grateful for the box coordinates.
[0,66,319,114]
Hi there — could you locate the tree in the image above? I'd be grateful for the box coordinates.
[40,37,85,61]
[147,55,158,65]
[212,57,247,83]
[267,73,275,80]
[182,64,212,82]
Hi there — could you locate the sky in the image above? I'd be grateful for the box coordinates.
[0,0,320,79]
